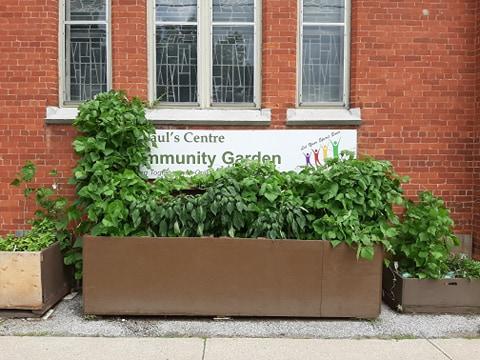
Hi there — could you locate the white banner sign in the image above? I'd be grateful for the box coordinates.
[144,130,357,178]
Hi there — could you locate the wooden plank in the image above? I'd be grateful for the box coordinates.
[0,251,43,309]
[0,309,44,319]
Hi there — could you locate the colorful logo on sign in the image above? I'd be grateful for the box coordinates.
[300,131,345,167]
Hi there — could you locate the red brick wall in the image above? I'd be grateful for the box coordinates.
[111,0,148,98]
[262,0,297,127]
[474,0,480,259]
[352,1,477,236]
[0,0,479,257]
[0,0,61,231]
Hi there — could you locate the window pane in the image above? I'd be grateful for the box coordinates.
[303,0,344,23]
[302,26,344,103]
[212,26,254,104]
[156,26,198,103]
[156,0,197,22]
[213,0,254,22]
[66,0,106,21]
[66,24,107,102]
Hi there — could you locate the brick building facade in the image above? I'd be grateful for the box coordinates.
[474,0,480,258]
[0,0,479,258]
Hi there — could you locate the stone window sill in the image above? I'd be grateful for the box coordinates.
[286,108,361,125]
[45,107,272,126]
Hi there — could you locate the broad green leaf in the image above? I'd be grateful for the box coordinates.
[359,246,375,260]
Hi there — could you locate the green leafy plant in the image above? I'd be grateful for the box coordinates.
[67,91,410,280]
[293,153,406,259]
[72,90,156,236]
[152,161,308,240]
[72,91,155,182]
[446,254,480,279]
[72,91,155,236]
[0,162,71,253]
[148,154,405,260]
[0,218,56,252]
[68,91,156,278]
[391,191,460,279]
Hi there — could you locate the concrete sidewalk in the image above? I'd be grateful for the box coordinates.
[1,337,479,360]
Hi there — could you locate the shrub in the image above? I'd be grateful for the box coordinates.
[293,154,405,258]
[1,162,71,253]
[0,218,56,252]
[391,191,459,279]
[446,254,480,279]
[65,91,157,278]
[71,91,156,237]
[67,91,408,279]
[150,154,405,260]
[152,161,308,240]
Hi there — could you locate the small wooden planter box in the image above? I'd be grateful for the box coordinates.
[0,243,70,315]
[382,267,480,314]
[83,236,383,318]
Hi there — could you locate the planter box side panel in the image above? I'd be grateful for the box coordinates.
[83,236,325,317]
[401,278,480,314]
[40,243,71,312]
[382,267,404,312]
[382,268,480,314]
[0,252,43,309]
[321,244,383,318]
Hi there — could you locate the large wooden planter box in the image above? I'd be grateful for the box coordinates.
[83,236,383,318]
[382,267,480,314]
[0,243,70,315]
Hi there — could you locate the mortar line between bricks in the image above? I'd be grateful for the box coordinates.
[425,338,454,360]
[201,338,207,360]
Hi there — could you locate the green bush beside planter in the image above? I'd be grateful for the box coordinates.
[383,192,480,313]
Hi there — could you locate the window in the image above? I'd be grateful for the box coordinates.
[299,0,350,106]
[151,0,261,108]
[61,0,111,104]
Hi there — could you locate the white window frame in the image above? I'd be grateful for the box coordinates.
[148,0,262,109]
[297,0,351,108]
[59,0,112,106]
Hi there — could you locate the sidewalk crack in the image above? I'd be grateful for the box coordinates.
[201,338,207,360]
[425,338,454,360]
